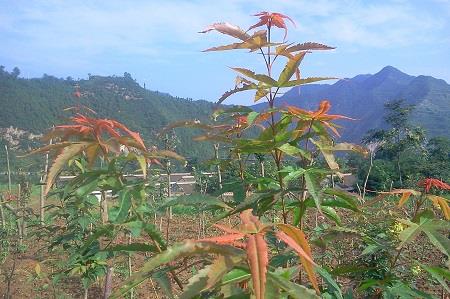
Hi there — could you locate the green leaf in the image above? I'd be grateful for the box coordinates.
[267,271,319,299]
[316,267,343,299]
[221,268,251,286]
[80,224,115,254]
[159,194,230,211]
[279,77,335,88]
[321,207,341,225]
[278,143,311,160]
[45,142,89,194]
[281,167,306,185]
[383,282,435,299]
[124,221,143,237]
[247,111,260,125]
[74,176,99,198]
[304,170,323,212]
[143,223,167,250]
[180,255,244,299]
[322,188,360,212]
[114,189,132,223]
[420,264,450,293]
[231,67,278,86]
[103,243,157,253]
[152,271,175,299]
[110,241,245,298]
[277,52,307,86]
[311,138,339,170]
[398,218,450,257]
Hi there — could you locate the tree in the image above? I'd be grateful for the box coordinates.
[11,67,20,78]
[364,99,425,187]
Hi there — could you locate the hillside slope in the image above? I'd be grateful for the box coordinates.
[252,66,450,141]
[0,70,217,160]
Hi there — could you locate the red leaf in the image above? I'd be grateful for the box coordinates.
[276,229,319,293]
[246,233,268,299]
[418,178,450,193]
[249,12,295,40]
[198,233,245,245]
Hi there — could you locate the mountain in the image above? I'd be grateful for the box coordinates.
[2,65,449,170]
[0,68,217,168]
[252,66,450,142]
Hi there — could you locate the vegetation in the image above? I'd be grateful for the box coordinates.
[1,11,449,299]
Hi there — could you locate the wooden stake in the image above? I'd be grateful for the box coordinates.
[5,145,11,192]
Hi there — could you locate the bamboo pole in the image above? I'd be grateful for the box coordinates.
[0,194,5,228]
[128,233,134,299]
[5,145,11,192]
[17,184,23,246]
[101,191,108,224]
[103,266,114,299]
[213,144,222,189]
[40,135,52,224]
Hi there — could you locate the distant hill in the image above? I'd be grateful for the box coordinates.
[0,68,217,168]
[2,65,449,170]
[252,66,450,142]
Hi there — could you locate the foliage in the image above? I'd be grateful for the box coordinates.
[5,10,449,299]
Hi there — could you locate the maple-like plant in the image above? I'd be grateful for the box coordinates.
[28,109,184,295]
[113,11,365,298]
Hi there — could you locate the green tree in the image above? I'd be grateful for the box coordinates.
[364,99,425,187]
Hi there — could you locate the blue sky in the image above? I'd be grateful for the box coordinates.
[1,0,449,105]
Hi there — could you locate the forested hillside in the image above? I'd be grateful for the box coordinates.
[0,67,217,166]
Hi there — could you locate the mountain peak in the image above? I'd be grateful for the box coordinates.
[376,65,408,77]
[366,65,414,87]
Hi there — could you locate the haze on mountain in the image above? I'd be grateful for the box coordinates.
[252,66,450,142]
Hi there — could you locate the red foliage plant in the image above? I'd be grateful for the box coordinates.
[248,11,295,40]
[287,100,354,136]
[417,178,450,193]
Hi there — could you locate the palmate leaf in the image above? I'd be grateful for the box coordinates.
[246,233,268,299]
[231,67,278,86]
[45,142,90,195]
[110,241,245,298]
[397,218,450,257]
[180,255,245,299]
[276,224,319,294]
